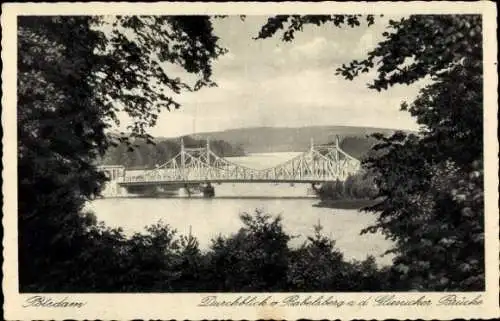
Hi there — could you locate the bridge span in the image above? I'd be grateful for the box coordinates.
[99,137,361,197]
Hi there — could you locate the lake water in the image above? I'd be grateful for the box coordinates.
[88,152,394,266]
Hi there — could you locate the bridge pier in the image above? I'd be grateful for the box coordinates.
[183,184,192,197]
[311,182,323,193]
[202,182,215,198]
[124,185,159,197]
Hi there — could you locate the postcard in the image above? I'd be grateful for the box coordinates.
[2,1,499,320]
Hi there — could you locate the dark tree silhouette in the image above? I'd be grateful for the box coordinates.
[257,14,484,290]
[18,15,225,291]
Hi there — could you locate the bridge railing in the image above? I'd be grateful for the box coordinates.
[118,169,357,183]
[118,164,361,183]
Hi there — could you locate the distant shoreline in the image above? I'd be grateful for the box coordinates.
[313,198,378,210]
[93,196,378,210]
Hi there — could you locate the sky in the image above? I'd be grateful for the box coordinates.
[116,16,425,137]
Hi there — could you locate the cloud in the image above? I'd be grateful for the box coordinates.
[355,32,376,56]
[154,61,422,136]
[290,37,327,57]
[122,16,422,137]
[287,36,351,66]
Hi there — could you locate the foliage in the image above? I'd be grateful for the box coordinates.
[256,15,376,42]
[18,15,224,291]
[204,210,292,291]
[316,171,378,201]
[18,17,107,291]
[25,211,388,292]
[356,15,484,291]
[339,136,382,160]
[286,223,386,291]
[92,16,226,143]
[258,14,484,290]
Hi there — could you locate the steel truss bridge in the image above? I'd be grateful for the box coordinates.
[114,137,361,189]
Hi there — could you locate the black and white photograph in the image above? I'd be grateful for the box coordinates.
[2,2,498,320]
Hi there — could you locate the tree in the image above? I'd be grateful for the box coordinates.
[287,223,351,291]
[256,15,376,42]
[316,171,378,201]
[206,210,291,291]
[18,16,225,291]
[257,15,484,290]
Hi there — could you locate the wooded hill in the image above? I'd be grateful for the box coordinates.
[100,135,246,169]
[101,126,409,168]
[188,125,405,158]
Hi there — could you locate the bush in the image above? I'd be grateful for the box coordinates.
[22,209,391,292]
[286,224,385,291]
[150,210,389,292]
[317,171,378,201]
[202,210,291,291]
